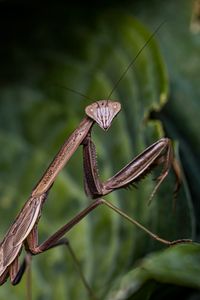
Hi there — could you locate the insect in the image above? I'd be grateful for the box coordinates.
[0,99,190,286]
[0,22,191,295]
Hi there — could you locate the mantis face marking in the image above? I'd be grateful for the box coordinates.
[85,100,121,131]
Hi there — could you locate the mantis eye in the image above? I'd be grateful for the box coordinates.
[85,100,121,131]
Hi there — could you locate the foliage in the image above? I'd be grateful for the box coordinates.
[0,1,199,299]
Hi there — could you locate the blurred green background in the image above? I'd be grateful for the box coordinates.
[0,0,200,299]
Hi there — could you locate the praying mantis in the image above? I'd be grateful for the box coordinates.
[0,99,190,287]
[0,22,191,296]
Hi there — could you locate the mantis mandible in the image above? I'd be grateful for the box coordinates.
[0,23,191,291]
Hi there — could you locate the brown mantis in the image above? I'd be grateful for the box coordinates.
[0,22,191,296]
[0,99,190,287]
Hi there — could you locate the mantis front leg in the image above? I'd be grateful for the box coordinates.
[82,133,190,245]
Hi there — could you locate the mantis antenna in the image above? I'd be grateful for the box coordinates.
[107,20,166,100]
[52,84,94,102]
[53,21,166,104]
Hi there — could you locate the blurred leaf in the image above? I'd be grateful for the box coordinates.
[107,243,200,300]
[0,2,195,300]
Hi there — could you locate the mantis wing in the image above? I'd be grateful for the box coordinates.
[0,194,45,276]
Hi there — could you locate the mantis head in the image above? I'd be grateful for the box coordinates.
[85,100,121,131]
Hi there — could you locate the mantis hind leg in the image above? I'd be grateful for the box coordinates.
[23,210,101,300]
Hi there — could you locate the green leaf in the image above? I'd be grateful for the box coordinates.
[0,5,194,300]
[107,243,200,300]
